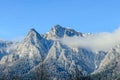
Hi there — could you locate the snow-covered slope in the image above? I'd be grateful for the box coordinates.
[0,40,13,60]
[93,45,120,73]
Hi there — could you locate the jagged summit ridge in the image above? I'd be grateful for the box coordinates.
[43,25,83,39]
[51,24,63,30]
[50,25,65,38]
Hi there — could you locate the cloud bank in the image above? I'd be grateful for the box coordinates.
[61,27,120,51]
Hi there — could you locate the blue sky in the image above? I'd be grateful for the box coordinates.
[0,0,120,40]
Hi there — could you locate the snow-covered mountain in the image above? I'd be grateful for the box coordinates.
[0,25,119,80]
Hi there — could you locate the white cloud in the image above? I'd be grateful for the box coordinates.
[60,27,120,51]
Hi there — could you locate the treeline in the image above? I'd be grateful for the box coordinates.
[1,62,120,80]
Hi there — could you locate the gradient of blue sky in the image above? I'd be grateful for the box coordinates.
[0,0,120,40]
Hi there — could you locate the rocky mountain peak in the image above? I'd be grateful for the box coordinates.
[50,25,65,38]
[44,25,83,39]
[51,24,63,31]
[30,28,36,31]
[27,28,40,37]
[24,28,44,45]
